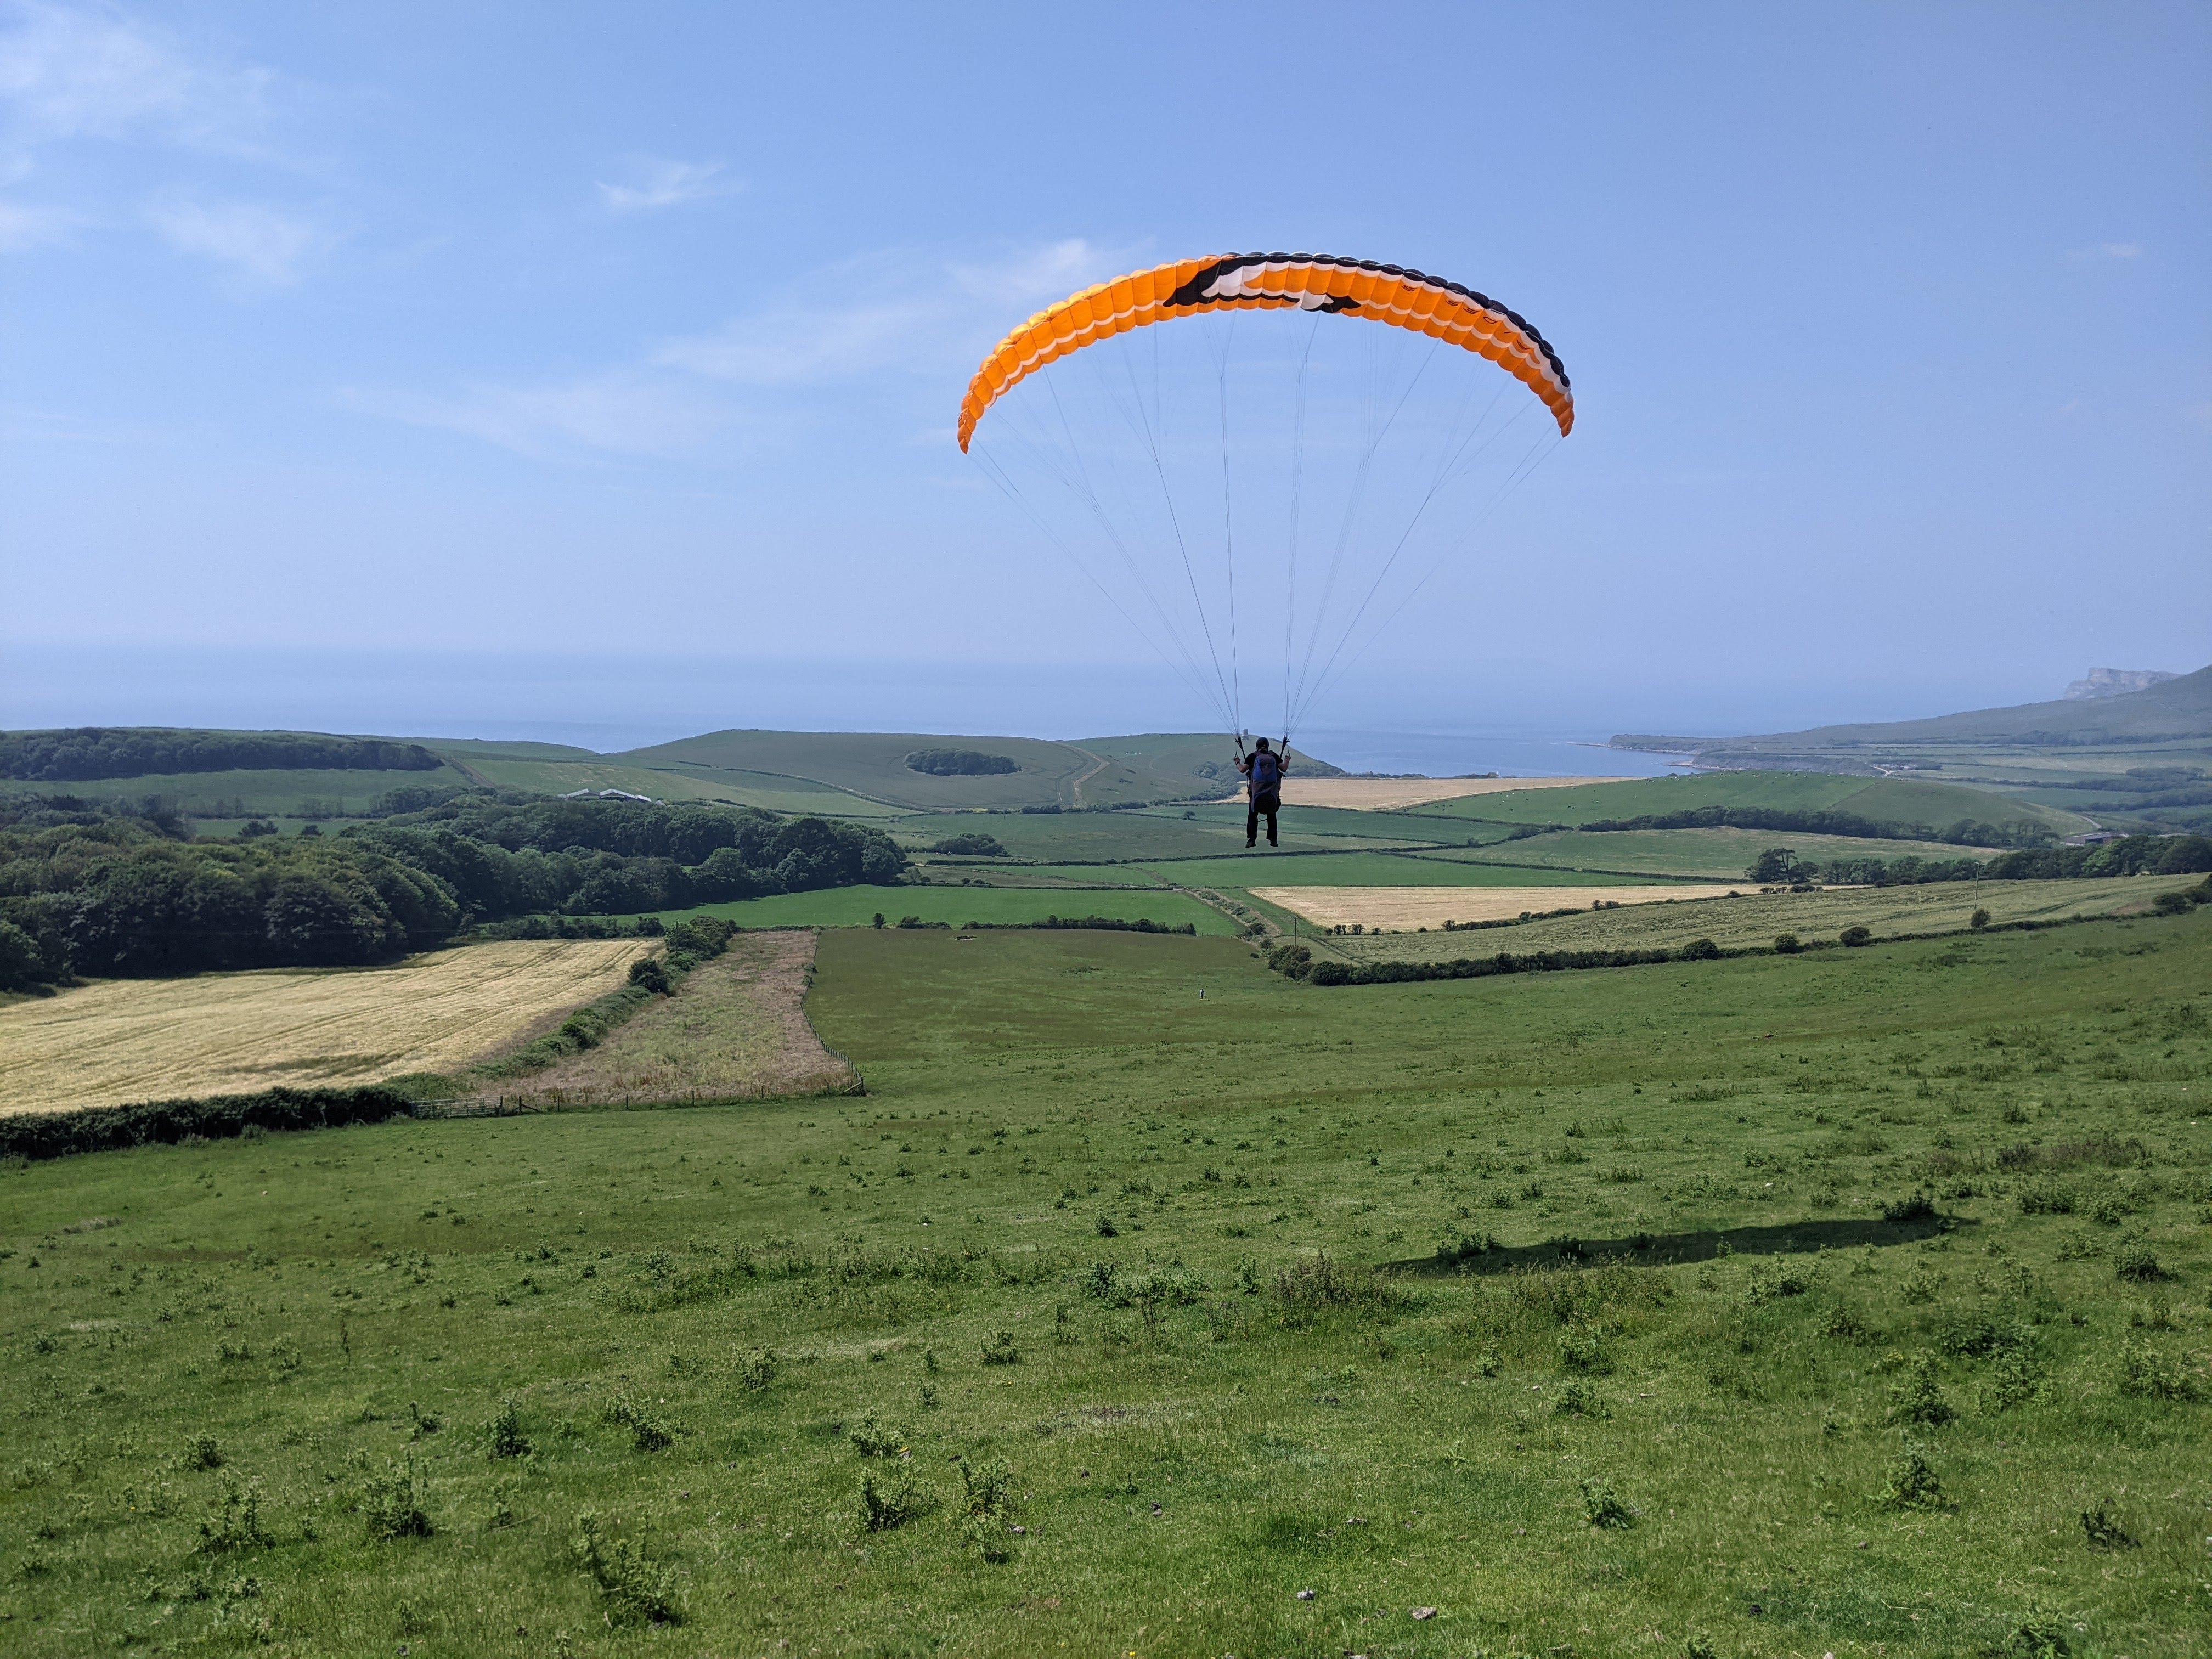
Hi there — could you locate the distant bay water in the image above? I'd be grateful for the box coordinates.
[4,642,1994,771]
[1295,729,1692,780]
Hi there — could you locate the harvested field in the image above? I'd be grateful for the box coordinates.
[496,931,856,1105]
[0,940,650,1115]
[1280,774,1627,810]
[1313,872,2208,963]
[1251,882,1747,930]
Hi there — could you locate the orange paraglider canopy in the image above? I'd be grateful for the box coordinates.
[958,251,1573,452]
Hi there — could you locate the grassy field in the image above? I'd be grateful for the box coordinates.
[51,765,478,820]
[1421,771,2092,837]
[1426,826,2014,881]
[495,933,856,1107]
[1118,851,1705,890]
[636,884,1239,934]
[0,940,651,1114]
[1307,873,2211,964]
[2,911,2208,1656]
[453,755,912,819]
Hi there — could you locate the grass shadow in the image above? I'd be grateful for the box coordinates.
[1391,1211,1972,1276]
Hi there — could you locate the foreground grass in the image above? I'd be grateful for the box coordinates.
[2,916,2208,1656]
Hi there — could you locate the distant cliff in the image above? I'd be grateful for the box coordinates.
[2065,667,2179,701]
[1612,663,2212,773]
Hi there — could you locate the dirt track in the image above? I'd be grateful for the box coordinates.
[493,930,856,1106]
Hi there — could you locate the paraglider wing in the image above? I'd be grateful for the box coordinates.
[958,252,1573,451]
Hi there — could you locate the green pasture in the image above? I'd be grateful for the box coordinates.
[1167,799,1512,847]
[3,911,2208,1655]
[1122,850,1701,889]
[453,755,911,819]
[912,864,1174,890]
[1314,872,2209,964]
[911,801,1454,867]
[1423,771,2089,836]
[633,883,1237,933]
[54,766,476,819]
[1424,826,2023,881]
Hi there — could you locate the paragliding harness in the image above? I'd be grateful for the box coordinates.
[1238,736,1286,848]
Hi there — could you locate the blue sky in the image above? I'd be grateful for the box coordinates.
[2,1,2207,754]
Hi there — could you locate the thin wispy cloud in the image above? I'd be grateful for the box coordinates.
[0,190,72,247]
[348,239,1124,458]
[657,297,938,386]
[950,237,1115,305]
[0,0,271,154]
[338,373,727,459]
[658,238,1123,387]
[597,156,733,212]
[149,196,321,285]
[2069,241,2142,261]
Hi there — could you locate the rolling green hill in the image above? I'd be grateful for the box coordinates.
[0,727,1345,823]
[1616,663,2212,769]
[1420,770,2090,838]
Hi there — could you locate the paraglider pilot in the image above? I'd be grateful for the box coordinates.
[1238,738,1285,849]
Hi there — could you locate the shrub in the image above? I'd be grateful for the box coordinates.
[1818,1299,1870,1342]
[181,1435,225,1472]
[739,1348,777,1392]
[1970,907,1991,929]
[1578,1475,1635,1528]
[1840,925,1873,947]
[2111,1231,2166,1282]
[1887,1354,1957,1427]
[1978,1345,2046,1414]
[906,749,1018,776]
[196,1475,272,1553]
[572,1511,681,1623]
[956,1457,1015,1560]
[488,1396,531,1459]
[2079,1499,2137,1550]
[1267,1254,1401,1325]
[627,956,670,995]
[857,1469,928,1531]
[980,1330,1022,1367]
[1990,1601,2073,1657]
[1875,1442,1944,1510]
[1556,1325,1608,1374]
[1677,936,1720,961]
[604,1395,677,1452]
[928,832,1008,856]
[1095,1215,1118,1238]
[847,1411,905,1458]
[1773,933,1801,954]
[1882,1191,1936,1224]
[1554,1379,1608,1419]
[2114,1336,2200,1401]
[359,1457,433,1539]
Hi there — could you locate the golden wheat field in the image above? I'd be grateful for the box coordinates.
[1250,881,1748,930]
[0,939,651,1114]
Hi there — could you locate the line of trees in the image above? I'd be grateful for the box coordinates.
[0,791,907,990]
[0,728,444,782]
[1581,804,2055,848]
[1744,832,2212,887]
